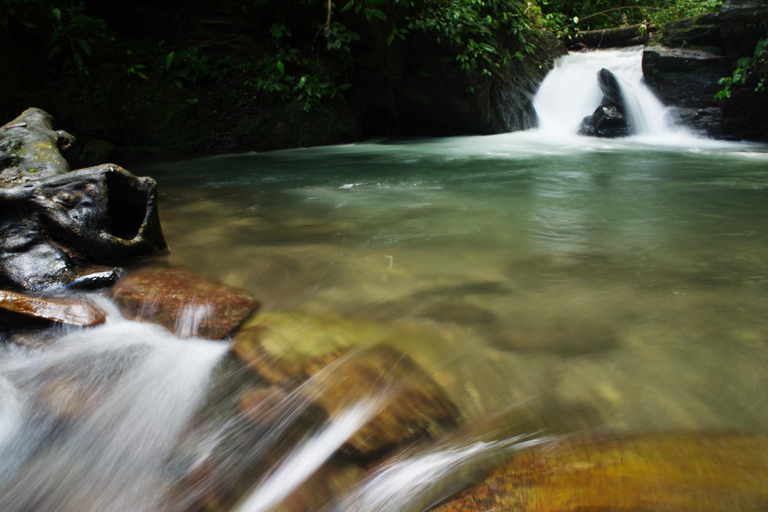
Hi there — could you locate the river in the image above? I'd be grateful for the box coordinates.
[1,48,768,511]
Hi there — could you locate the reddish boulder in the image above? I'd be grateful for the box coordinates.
[111,266,259,339]
[0,289,105,327]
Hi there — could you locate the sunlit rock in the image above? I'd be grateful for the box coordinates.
[0,289,106,327]
[111,266,260,339]
[431,434,768,511]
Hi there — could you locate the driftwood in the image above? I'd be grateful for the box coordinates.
[0,109,167,291]
[572,23,658,49]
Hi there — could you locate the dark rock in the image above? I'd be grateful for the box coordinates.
[0,289,106,327]
[62,266,124,290]
[721,86,768,142]
[0,163,167,290]
[657,13,723,48]
[642,2,768,140]
[597,68,624,107]
[431,434,768,512]
[642,46,728,108]
[667,107,724,137]
[717,0,768,61]
[579,103,631,138]
[110,266,260,339]
[0,108,74,186]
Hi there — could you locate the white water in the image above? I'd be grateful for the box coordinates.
[534,46,672,136]
[337,436,546,512]
[0,299,228,512]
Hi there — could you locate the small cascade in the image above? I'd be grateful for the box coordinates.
[0,303,228,512]
[533,46,672,136]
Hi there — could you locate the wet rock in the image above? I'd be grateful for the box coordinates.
[302,345,461,459]
[597,68,624,107]
[0,163,167,290]
[238,386,289,426]
[232,312,461,458]
[0,290,106,327]
[579,103,631,138]
[111,266,260,339]
[642,46,728,108]
[431,434,768,511]
[62,265,124,290]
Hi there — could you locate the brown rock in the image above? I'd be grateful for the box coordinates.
[238,386,289,426]
[431,434,768,511]
[0,289,106,327]
[111,266,260,339]
[302,345,461,459]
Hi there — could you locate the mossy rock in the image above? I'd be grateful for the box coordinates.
[432,433,768,511]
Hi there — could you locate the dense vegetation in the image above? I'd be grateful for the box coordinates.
[0,0,749,154]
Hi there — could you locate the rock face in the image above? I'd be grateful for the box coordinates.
[432,434,768,511]
[0,290,106,327]
[642,1,768,140]
[110,266,260,339]
[0,109,168,291]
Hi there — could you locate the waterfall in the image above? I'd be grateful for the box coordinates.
[0,300,228,512]
[533,46,672,136]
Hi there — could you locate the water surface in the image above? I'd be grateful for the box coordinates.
[139,131,768,434]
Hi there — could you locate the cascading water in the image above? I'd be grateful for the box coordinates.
[533,46,672,136]
[0,299,229,512]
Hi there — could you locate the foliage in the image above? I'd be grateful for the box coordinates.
[540,0,723,35]
[46,2,108,75]
[716,35,768,100]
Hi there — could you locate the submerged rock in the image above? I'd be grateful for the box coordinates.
[0,290,106,327]
[432,434,768,511]
[303,345,461,458]
[494,319,619,356]
[232,312,461,458]
[111,266,260,339]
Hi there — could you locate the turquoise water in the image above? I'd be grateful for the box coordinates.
[138,131,768,434]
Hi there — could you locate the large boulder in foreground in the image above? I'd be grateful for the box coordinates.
[432,433,768,511]
[0,109,168,290]
[111,266,260,339]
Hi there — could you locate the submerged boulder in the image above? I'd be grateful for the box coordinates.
[432,434,768,511]
[110,266,260,339]
[232,312,461,458]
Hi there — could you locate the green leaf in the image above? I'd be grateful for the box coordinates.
[165,51,175,71]
[298,76,307,89]
[341,1,354,12]
[73,51,84,72]
[47,45,61,59]
[138,72,148,80]
[52,8,61,22]
[338,83,352,90]
[371,9,387,20]
[387,33,395,45]
[276,61,284,74]
[77,39,91,55]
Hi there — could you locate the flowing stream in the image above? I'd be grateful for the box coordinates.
[2,49,768,511]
